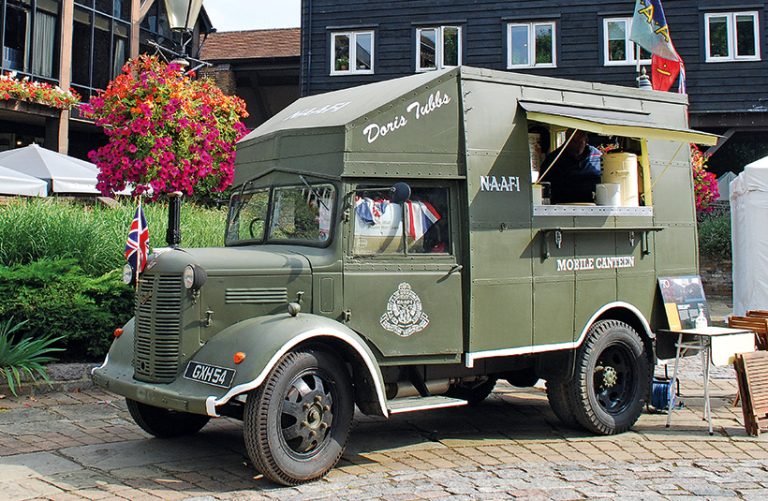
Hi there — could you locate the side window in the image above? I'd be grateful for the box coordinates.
[603,17,650,66]
[416,26,461,72]
[507,22,556,68]
[704,11,760,62]
[331,31,374,75]
[353,187,451,256]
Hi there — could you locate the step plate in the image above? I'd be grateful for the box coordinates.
[387,395,468,414]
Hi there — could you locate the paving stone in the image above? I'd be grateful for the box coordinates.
[0,451,82,480]
[0,477,65,501]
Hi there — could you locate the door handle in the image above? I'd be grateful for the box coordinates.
[449,264,463,274]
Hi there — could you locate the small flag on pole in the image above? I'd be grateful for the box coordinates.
[125,204,150,274]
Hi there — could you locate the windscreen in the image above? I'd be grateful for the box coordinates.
[226,182,336,246]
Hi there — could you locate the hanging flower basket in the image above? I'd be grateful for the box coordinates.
[82,55,249,199]
[0,71,80,110]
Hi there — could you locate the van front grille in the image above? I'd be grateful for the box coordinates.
[133,274,182,383]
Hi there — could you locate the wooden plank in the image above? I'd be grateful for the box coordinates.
[735,351,768,436]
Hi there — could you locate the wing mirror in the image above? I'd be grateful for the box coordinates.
[390,182,412,203]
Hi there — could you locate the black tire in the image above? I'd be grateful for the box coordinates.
[243,349,354,486]
[565,319,650,435]
[446,377,497,405]
[546,380,581,429]
[125,399,210,438]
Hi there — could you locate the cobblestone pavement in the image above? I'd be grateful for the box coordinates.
[1,356,767,500]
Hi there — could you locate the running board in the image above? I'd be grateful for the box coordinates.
[387,395,468,414]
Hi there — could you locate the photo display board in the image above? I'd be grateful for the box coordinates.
[658,275,711,330]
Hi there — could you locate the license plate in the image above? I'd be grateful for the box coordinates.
[183,362,236,388]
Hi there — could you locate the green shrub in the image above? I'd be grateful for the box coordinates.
[0,317,64,396]
[0,198,227,276]
[0,259,134,360]
[698,211,731,261]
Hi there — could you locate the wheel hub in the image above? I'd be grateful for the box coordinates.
[598,365,618,389]
[306,403,324,428]
[281,373,335,456]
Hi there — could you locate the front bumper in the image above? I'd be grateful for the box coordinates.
[91,360,216,416]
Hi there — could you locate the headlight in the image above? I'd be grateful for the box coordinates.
[183,264,207,290]
[122,264,134,285]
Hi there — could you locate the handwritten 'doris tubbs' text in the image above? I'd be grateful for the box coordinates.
[362,91,451,144]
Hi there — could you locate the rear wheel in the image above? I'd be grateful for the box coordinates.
[126,399,210,438]
[546,381,581,429]
[565,319,650,435]
[243,349,354,486]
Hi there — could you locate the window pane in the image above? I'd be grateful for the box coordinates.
[333,34,350,71]
[639,46,651,60]
[4,5,29,72]
[608,20,626,41]
[92,15,111,90]
[406,188,450,254]
[32,11,57,78]
[226,190,269,243]
[736,15,756,57]
[419,29,436,69]
[608,40,626,61]
[443,27,459,66]
[509,25,529,66]
[353,192,404,255]
[269,185,335,243]
[535,24,553,64]
[607,21,626,62]
[356,32,372,70]
[113,24,128,78]
[72,8,92,86]
[708,16,729,57]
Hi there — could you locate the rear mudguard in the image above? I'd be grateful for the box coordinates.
[93,314,388,418]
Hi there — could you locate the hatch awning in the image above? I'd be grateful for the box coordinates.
[519,101,718,146]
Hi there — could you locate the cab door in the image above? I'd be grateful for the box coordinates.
[342,184,463,357]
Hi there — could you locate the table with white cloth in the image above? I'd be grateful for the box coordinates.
[659,326,754,435]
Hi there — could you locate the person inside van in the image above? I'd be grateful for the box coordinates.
[539,129,602,204]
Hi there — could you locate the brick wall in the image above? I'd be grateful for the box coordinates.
[700,257,732,298]
[200,64,236,96]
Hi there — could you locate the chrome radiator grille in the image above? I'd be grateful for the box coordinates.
[134,274,183,383]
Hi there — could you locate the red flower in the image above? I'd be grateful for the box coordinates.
[84,55,249,199]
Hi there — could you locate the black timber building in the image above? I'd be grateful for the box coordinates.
[300,0,768,173]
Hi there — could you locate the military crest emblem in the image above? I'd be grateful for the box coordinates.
[380,283,429,337]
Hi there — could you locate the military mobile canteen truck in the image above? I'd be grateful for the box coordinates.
[93,66,718,485]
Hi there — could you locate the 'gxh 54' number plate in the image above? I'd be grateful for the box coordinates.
[183,361,236,388]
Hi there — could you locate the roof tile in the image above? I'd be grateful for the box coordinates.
[200,28,301,61]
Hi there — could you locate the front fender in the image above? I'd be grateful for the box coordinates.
[198,313,388,417]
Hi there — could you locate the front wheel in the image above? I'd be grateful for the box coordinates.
[565,319,650,435]
[243,349,354,486]
[126,399,210,438]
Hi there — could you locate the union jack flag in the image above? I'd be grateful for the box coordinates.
[125,205,149,273]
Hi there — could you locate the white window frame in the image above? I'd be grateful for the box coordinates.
[704,11,760,62]
[506,21,557,69]
[415,25,462,72]
[603,17,651,66]
[330,30,375,76]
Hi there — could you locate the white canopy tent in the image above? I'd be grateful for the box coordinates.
[717,171,737,201]
[0,165,48,197]
[0,144,99,194]
[730,156,768,315]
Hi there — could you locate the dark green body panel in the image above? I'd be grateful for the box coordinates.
[94,66,705,415]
